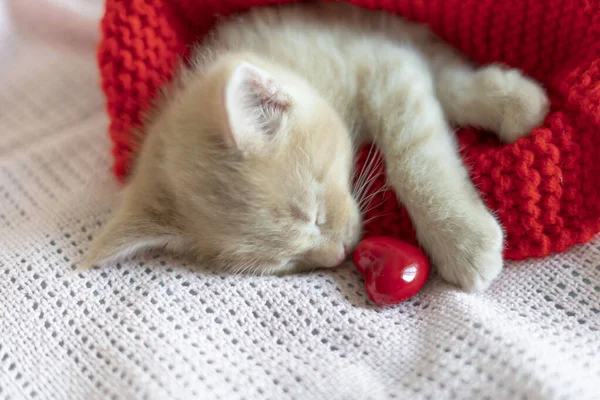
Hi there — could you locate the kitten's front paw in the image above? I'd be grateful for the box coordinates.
[430,213,504,292]
[475,66,550,143]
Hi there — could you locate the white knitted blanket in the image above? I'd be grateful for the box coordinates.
[1,2,599,399]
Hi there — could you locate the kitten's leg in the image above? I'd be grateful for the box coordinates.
[364,51,503,292]
[424,39,550,143]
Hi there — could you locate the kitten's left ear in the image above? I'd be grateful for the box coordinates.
[224,62,292,152]
[79,205,186,270]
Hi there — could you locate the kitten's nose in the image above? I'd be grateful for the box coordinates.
[343,243,353,258]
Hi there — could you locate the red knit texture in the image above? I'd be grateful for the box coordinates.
[98,0,600,260]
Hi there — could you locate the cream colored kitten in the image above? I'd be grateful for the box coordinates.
[84,3,549,292]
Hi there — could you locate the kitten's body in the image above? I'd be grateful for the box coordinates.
[85,3,549,291]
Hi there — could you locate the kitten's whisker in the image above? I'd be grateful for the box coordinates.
[361,212,395,227]
[247,264,260,276]
[359,152,381,195]
[360,195,390,215]
[355,156,383,199]
[353,151,383,203]
[363,188,388,206]
[232,263,248,276]
[356,162,381,199]
[358,184,388,212]
[352,144,378,198]
[357,170,384,208]
[231,259,259,276]
[359,184,388,206]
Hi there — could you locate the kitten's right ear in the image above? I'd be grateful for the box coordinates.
[223,62,291,152]
[79,205,185,270]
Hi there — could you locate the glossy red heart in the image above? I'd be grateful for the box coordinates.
[352,236,430,306]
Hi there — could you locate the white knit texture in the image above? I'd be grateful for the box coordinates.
[1,2,599,400]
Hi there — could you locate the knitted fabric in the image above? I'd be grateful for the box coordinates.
[3,20,600,398]
[98,0,600,261]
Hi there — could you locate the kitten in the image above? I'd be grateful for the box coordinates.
[84,3,549,291]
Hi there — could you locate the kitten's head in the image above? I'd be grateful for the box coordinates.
[84,56,362,274]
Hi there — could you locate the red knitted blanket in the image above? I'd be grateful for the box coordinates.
[98,0,600,260]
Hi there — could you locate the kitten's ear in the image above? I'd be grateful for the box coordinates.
[80,206,184,270]
[224,62,291,151]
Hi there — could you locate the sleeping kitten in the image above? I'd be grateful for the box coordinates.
[84,3,549,291]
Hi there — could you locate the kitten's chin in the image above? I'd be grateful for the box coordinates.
[267,259,350,276]
[264,259,313,276]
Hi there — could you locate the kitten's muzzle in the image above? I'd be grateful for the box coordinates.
[321,242,348,268]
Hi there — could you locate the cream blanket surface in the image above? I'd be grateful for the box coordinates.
[0,2,599,399]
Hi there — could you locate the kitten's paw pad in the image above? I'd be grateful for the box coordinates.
[476,66,550,143]
[434,214,504,292]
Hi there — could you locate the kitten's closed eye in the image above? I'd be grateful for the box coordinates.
[291,202,325,238]
[290,204,313,223]
[291,201,326,226]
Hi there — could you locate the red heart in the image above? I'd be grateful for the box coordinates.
[353,237,430,306]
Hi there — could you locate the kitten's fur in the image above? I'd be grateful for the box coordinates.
[85,3,549,291]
